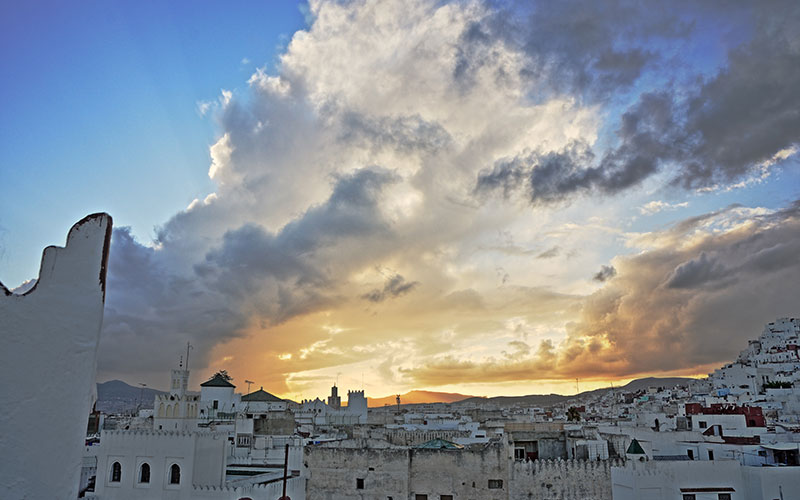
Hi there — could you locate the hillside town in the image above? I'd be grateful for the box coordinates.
[77,317,800,499]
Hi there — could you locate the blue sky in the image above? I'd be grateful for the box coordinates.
[0,0,307,287]
[1,0,799,398]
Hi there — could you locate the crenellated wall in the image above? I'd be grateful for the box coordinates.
[192,476,304,500]
[509,458,624,500]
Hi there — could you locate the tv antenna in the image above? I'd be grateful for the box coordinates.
[185,342,193,370]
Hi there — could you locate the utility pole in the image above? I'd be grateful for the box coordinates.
[278,442,290,500]
[136,383,147,416]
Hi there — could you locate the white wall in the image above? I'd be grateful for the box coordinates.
[612,460,745,500]
[0,213,112,500]
[92,430,226,500]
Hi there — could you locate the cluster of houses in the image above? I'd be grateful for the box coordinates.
[74,317,800,499]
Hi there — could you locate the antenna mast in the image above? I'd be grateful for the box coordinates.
[185,342,193,371]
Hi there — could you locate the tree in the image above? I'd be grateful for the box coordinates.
[213,370,233,382]
[566,406,581,421]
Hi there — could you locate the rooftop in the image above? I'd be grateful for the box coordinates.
[200,374,235,388]
[242,388,283,402]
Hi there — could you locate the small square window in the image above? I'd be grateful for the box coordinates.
[488,479,503,489]
[356,478,364,490]
[699,421,707,428]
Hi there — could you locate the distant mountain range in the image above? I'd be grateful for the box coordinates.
[96,380,167,414]
[95,376,697,413]
[369,377,697,408]
[368,390,475,407]
[453,377,697,407]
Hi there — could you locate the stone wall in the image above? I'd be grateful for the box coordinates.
[304,441,510,499]
[253,411,296,435]
[509,458,624,500]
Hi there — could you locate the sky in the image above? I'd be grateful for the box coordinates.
[1,0,799,401]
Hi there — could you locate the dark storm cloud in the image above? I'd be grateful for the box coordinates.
[455,0,687,99]
[476,92,675,203]
[362,273,419,303]
[674,4,800,188]
[592,265,617,283]
[99,228,245,378]
[197,167,398,317]
[475,2,800,203]
[665,252,729,289]
[100,167,399,377]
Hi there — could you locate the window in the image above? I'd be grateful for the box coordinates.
[718,494,731,500]
[415,495,428,500]
[682,495,696,500]
[514,448,526,460]
[708,450,714,460]
[441,496,453,500]
[687,449,694,460]
[236,434,252,448]
[110,462,121,483]
[212,400,219,410]
[138,463,150,484]
[488,479,503,489]
[698,421,707,429]
[169,464,181,485]
[356,478,364,489]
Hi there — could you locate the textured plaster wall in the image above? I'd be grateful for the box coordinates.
[0,214,112,500]
[510,459,622,500]
[303,446,410,499]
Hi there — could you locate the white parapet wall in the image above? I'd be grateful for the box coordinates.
[0,213,112,500]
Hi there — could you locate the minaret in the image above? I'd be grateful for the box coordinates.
[328,384,341,409]
[170,342,192,397]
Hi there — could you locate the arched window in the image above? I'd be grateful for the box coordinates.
[169,464,181,484]
[110,461,121,482]
[138,463,150,484]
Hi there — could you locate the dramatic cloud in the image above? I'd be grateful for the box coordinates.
[94,0,800,397]
[476,2,800,203]
[405,200,800,385]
